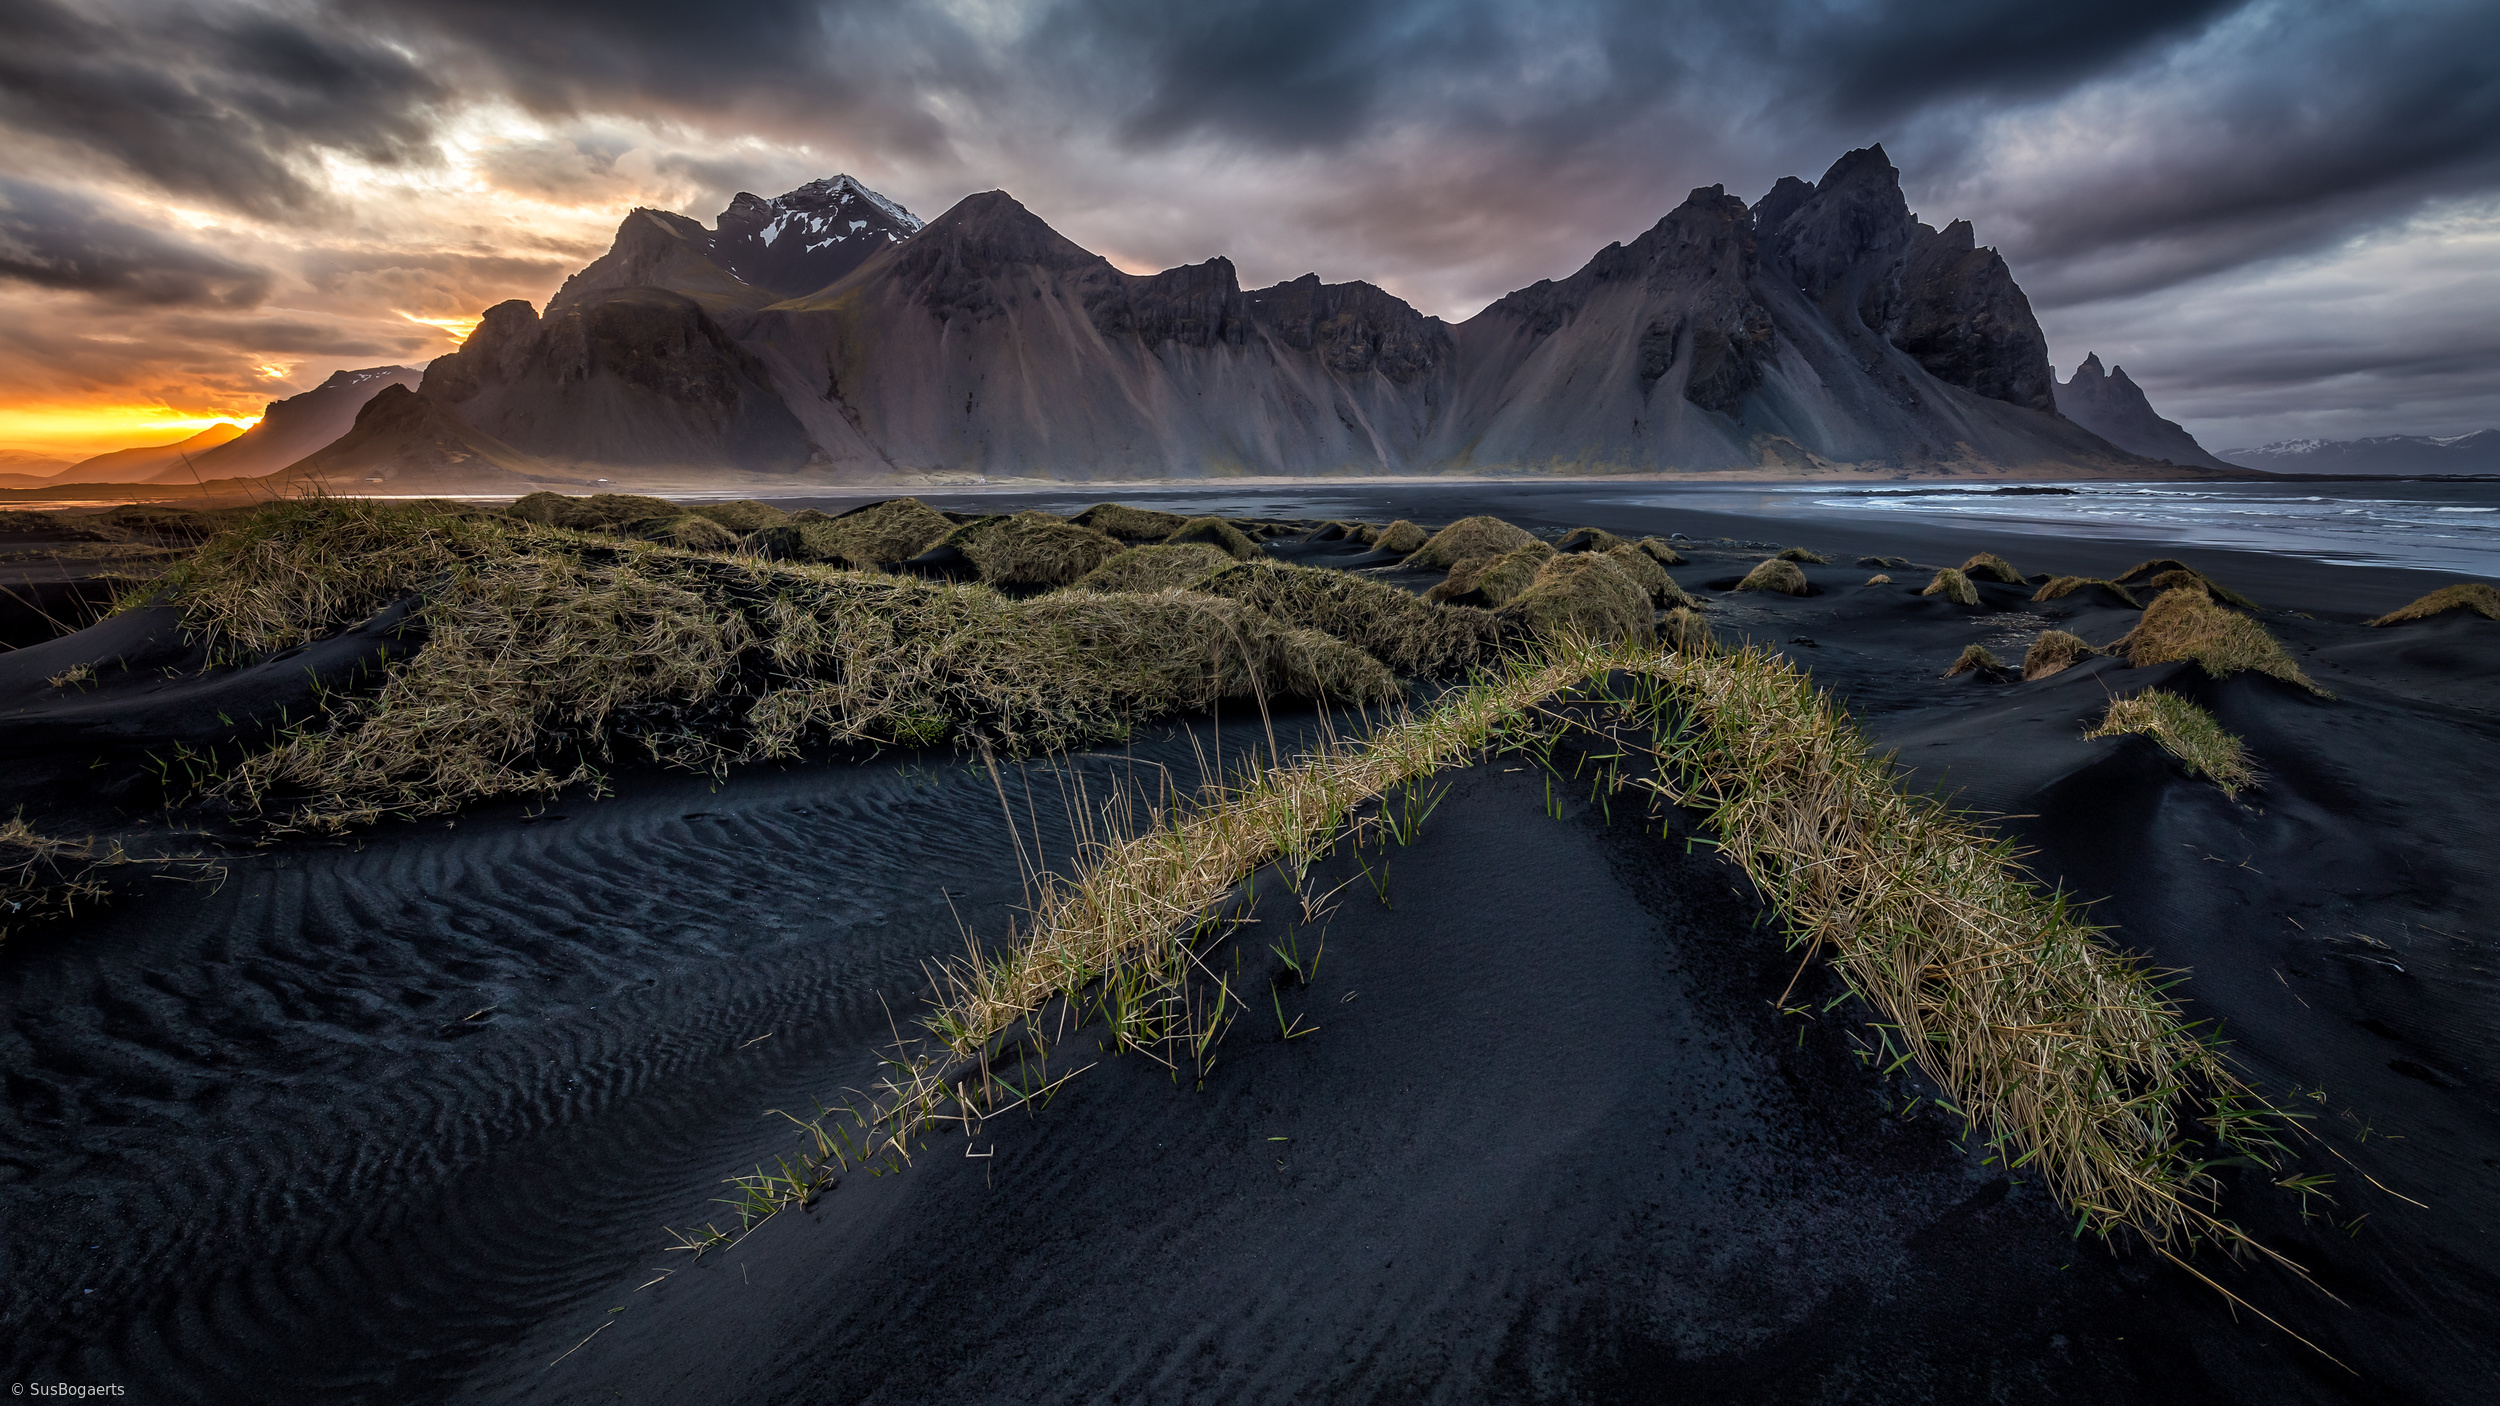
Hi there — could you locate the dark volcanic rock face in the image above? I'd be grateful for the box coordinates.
[1245,274,1452,381]
[2056,354,2238,470]
[704,176,924,300]
[1761,146,1917,332]
[1889,220,2056,413]
[882,191,1114,321]
[1088,257,1252,350]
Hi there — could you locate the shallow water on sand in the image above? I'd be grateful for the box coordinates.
[1602,479,2500,577]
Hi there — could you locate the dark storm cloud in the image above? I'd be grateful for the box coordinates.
[0,178,272,306]
[0,0,446,219]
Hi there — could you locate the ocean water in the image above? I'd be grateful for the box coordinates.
[1602,480,2500,578]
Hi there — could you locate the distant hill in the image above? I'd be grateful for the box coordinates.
[59,423,247,483]
[313,147,2200,487]
[0,450,75,488]
[2222,431,2500,475]
[144,367,421,483]
[2052,355,2238,471]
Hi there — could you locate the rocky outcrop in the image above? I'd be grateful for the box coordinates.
[1244,274,1451,382]
[1889,221,2055,413]
[2055,355,2238,470]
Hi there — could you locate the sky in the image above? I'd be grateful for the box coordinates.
[1,0,2494,460]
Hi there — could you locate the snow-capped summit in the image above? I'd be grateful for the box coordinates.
[2225,430,2500,475]
[706,176,925,299]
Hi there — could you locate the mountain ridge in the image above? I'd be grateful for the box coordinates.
[387,150,2237,487]
[2053,355,2238,471]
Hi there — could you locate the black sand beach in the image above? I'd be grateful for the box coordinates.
[3,492,2496,1403]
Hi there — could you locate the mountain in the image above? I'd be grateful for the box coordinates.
[2053,355,2238,470]
[0,450,75,488]
[59,423,248,483]
[279,384,568,491]
[143,367,421,483]
[703,175,925,299]
[396,150,2194,484]
[2222,431,2500,476]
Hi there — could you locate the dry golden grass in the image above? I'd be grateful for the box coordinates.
[1189,558,1506,677]
[2366,582,2500,626]
[1599,543,1683,608]
[2116,586,2325,694]
[629,514,741,552]
[2088,690,2258,798]
[159,497,524,657]
[1777,546,1829,564]
[1961,551,2025,585]
[1370,519,1429,555]
[212,540,1399,829]
[1,818,115,942]
[2032,576,2141,609]
[2022,630,2094,680]
[1159,516,1260,560]
[1072,543,1236,593]
[697,640,2316,1306]
[944,511,1125,588]
[1406,515,1534,570]
[1660,606,1714,654]
[2116,559,2259,610]
[1497,553,1654,644]
[1424,542,1554,606]
[1071,503,1192,541]
[1921,566,1980,606]
[686,500,792,533]
[1736,558,1811,595]
[1632,537,1687,568]
[1943,643,2004,677]
[1865,574,1893,586]
[508,491,677,531]
[1557,526,1629,553]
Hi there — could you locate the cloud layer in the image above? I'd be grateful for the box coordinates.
[3,0,2493,452]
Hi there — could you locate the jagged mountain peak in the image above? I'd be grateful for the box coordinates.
[2054,352,2235,470]
[705,174,925,300]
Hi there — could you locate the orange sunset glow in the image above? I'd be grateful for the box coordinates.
[0,405,261,457]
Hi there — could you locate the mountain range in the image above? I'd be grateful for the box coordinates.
[2222,431,2500,476]
[335,148,2197,489]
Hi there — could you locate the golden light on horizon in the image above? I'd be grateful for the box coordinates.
[398,311,485,344]
[0,405,261,457]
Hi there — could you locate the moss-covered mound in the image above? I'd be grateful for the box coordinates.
[1496,553,1653,644]
[1072,543,1236,594]
[1921,567,1979,606]
[629,514,742,552]
[507,491,679,532]
[1406,515,1534,570]
[2031,576,2140,609]
[1736,558,1811,595]
[1159,516,1261,560]
[1071,503,1192,541]
[1943,644,2005,678]
[1777,546,1829,564]
[1960,552,2025,585]
[1189,558,1506,677]
[1425,542,1556,606]
[2114,585,2324,693]
[687,500,792,533]
[2022,630,2094,680]
[1556,526,1629,554]
[1631,537,1687,568]
[1368,519,1429,556]
[755,497,953,569]
[2088,690,2256,798]
[2367,582,2500,626]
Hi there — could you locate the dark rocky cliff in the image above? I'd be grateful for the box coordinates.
[2055,354,2237,470]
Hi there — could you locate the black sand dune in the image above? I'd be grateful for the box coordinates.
[3,498,2497,1403]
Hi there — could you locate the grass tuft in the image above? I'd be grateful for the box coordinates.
[629,514,741,552]
[686,500,792,533]
[1660,606,1714,654]
[2366,582,2500,627]
[940,511,1125,588]
[1601,543,1703,610]
[1071,503,1192,541]
[1159,516,1261,560]
[2087,690,2258,798]
[2032,576,2140,609]
[1631,537,1687,568]
[1556,526,1629,554]
[1942,643,2003,678]
[1072,543,1236,594]
[2022,629,2095,680]
[1189,558,1506,677]
[1366,520,1430,555]
[1777,546,1829,564]
[1737,558,1811,596]
[2115,586,2325,695]
[1,818,116,941]
[2115,559,2259,611]
[1961,552,2025,585]
[1921,567,1980,606]
[1405,515,1534,570]
[1497,553,1655,644]
[1424,542,1554,606]
[1864,574,1893,586]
